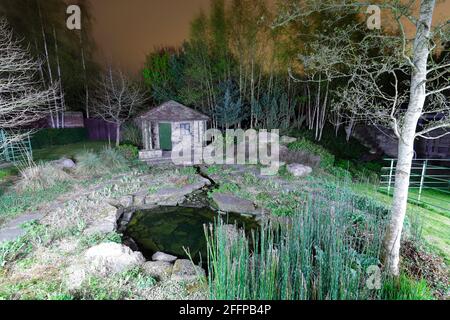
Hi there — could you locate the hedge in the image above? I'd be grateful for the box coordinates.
[31,128,88,149]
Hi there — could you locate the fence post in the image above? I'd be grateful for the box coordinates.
[418,159,427,201]
[387,159,394,196]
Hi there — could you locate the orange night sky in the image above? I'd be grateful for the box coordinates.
[87,0,450,74]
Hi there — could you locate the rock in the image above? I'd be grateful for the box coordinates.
[65,263,87,291]
[84,242,145,275]
[152,251,177,263]
[106,198,122,208]
[171,259,206,282]
[52,157,76,169]
[286,163,313,177]
[142,261,173,281]
[211,192,257,215]
[118,195,133,207]
[279,144,289,154]
[0,212,44,243]
[145,179,210,206]
[133,190,148,206]
[280,136,297,145]
[83,204,118,236]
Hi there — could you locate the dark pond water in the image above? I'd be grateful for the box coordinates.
[124,206,258,263]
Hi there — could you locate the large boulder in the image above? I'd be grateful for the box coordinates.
[286,163,312,177]
[84,242,145,275]
[171,259,206,282]
[51,157,76,169]
[211,193,257,215]
[152,251,177,263]
[142,261,173,281]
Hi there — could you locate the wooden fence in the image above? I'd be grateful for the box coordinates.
[84,118,118,142]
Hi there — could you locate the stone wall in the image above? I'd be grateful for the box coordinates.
[171,120,205,151]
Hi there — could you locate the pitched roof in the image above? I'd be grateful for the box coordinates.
[140,100,209,121]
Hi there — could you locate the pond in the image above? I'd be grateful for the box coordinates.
[124,205,259,263]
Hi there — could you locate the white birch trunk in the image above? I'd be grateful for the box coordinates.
[382,0,436,276]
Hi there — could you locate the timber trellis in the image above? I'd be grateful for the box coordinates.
[0,130,33,164]
[380,158,450,212]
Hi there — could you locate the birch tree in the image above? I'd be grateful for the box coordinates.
[0,18,58,148]
[93,67,147,146]
[275,0,449,275]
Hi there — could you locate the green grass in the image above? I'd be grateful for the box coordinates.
[406,188,450,216]
[381,273,434,300]
[0,166,18,181]
[32,141,109,162]
[0,181,72,225]
[353,183,450,265]
[1,142,108,183]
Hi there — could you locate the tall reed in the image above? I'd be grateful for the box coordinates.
[205,182,387,300]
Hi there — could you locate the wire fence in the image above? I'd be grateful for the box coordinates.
[0,130,33,165]
[379,158,450,212]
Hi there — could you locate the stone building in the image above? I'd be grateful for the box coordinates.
[138,100,209,162]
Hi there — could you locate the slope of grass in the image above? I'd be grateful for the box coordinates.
[353,183,450,265]
[284,130,449,266]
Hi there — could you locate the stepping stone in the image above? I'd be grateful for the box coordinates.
[0,213,44,243]
[211,192,260,215]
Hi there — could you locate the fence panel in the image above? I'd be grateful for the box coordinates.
[379,158,450,212]
[0,130,33,165]
[84,118,118,141]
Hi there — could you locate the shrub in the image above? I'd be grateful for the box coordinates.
[100,147,128,170]
[31,128,88,149]
[117,144,139,160]
[288,126,370,161]
[75,148,130,176]
[75,151,105,176]
[121,122,142,147]
[15,163,72,192]
[335,160,381,184]
[288,138,335,169]
[280,148,321,168]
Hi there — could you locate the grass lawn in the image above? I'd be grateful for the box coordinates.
[0,166,18,180]
[407,188,450,216]
[1,141,109,190]
[354,183,450,265]
[32,141,110,162]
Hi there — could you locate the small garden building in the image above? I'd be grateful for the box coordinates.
[138,100,209,161]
